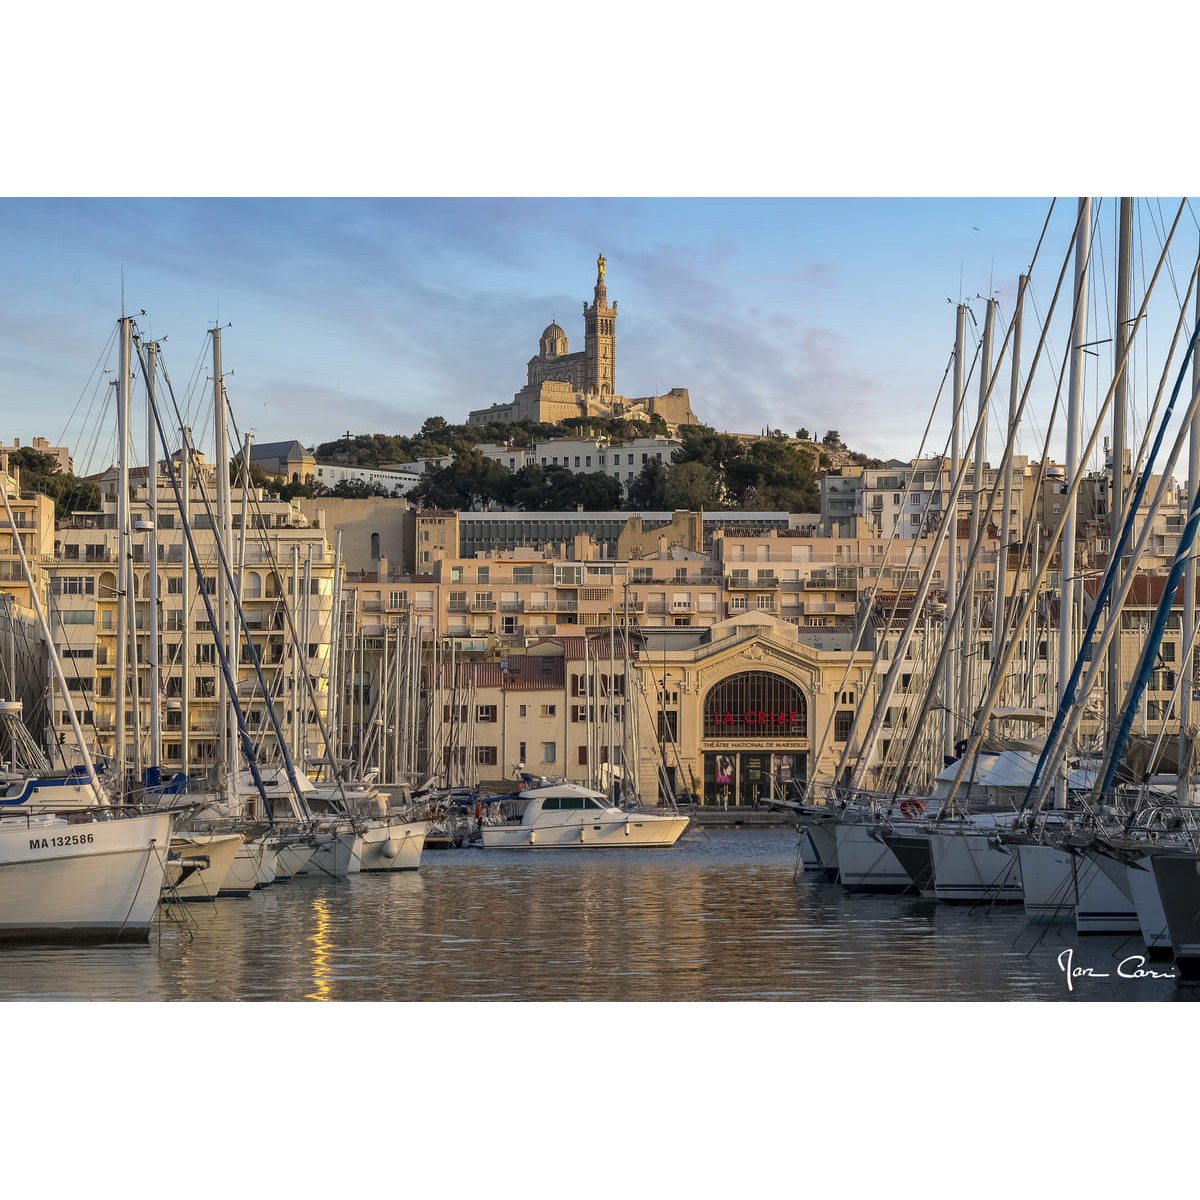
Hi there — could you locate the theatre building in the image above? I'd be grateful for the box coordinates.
[633,612,878,805]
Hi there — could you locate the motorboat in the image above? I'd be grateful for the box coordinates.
[480,782,690,850]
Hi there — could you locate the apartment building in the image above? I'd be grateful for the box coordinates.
[46,454,336,779]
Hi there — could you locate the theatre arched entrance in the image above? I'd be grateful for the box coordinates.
[701,670,809,806]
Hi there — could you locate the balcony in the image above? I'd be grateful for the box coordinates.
[471,599,497,612]
[728,575,779,589]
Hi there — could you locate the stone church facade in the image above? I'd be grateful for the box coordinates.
[467,256,698,432]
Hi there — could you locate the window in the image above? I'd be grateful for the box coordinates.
[834,710,854,742]
[196,644,216,664]
[542,741,556,764]
[476,746,498,766]
[518,740,527,763]
[55,576,95,596]
[477,705,497,723]
[518,704,527,717]
[195,677,216,698]
[540,704,556,717]
[58,610,94,625]
[578,745,588,766]
[477,567,489,584]
[513,567,533,584]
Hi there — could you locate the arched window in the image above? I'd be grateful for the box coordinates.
[371,532,380,560]
[703,671,808,739]
[244,571,262,598]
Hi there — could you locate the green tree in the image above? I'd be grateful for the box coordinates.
[725,438,818,512]
[673,424,743,474]
[330,478,395,499]
[625,460,670,510]
[663,460,724,510]
[8,447,101,519]
[408,447,511,511]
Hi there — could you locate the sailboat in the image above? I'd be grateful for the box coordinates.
[1,449,176,941]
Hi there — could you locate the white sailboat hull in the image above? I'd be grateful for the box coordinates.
[1015,842,1076,921]
[300,829,363,877]
[274,838,317,880]
[220,836,279,896]
[1072,848,1140,934]
[163,832,244,902]
[834,820,913,892]
[358,820,428,871]
[930,827,1022,903]
[0,810,174,941]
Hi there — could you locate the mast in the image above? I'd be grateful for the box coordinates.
[584,634,593,787]
[144,339,161,781]
[1055,197,1091,808]
[211,325,233,784]
[1110,199,1133,743]
[944,304,966,759]
[1182,228,1200,802]
[291,545,301,764]
[114,316,132,793]
[180,426,192,776]
[959,298,994,728]
[992,277,1028,667]
[328,530,344,774]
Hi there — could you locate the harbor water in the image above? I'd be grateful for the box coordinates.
[0,826,1193,1002]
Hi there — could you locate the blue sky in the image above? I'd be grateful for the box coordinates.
[4,12,1195,482]
[8,195,1196,477]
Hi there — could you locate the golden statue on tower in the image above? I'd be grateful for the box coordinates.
[597,253,606,280]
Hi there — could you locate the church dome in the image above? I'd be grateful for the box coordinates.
[540,321,568,358]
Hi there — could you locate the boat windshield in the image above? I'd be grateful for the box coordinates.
[539,796,610,811]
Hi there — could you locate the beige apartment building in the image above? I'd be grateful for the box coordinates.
[0,458,55,733]
[46,453,336,780]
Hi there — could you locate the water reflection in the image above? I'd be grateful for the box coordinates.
[307,896,333,1002]
[0,829,1193,1001]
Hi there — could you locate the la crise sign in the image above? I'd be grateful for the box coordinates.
[708,710,801,728]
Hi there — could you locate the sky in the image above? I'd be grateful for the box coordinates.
[6,195,1199,479]
[5,9,1197,481]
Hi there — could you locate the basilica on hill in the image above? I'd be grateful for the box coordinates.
[466,255,699,433]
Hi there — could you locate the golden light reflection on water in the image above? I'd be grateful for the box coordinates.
[307,895,333,1001]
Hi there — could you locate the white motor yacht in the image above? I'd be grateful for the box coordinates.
[481,782,690,849]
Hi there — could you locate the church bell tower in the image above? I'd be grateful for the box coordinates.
[583,253,617,396]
